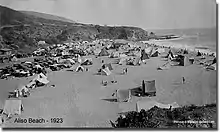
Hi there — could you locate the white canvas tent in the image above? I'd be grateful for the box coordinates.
[119,53,127,58]
[109,51,120,58]
[150,48,159,57]
[136,100,180,112]
[11,56,18,62]
[66,58,75,64]
[119,58,127,65]
[116,89,131,102]
[17,85,29,97]
[3,100,22,116]
[100,67,111,76]
[31,73,49,85]
[94,49,102,56]
[144,47,153,55]
[77,57,82,63]
[206,63,216,70]
[76,65,85,72]
[134,51,141,57]
[157,48,166,54]
[26,81,36,89]
[142,80,157,95]
[168,53,175,61]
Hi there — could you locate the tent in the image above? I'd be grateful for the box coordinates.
[81,58,93,66]
[116,89,131,102]
[136,100,179,112]
[197,51,202,56]
[179,56,193,66]
[26,81,36,89]
[142,80,156,96]
[11,56,18,62]
[67,58,75,64]
[140,49,149,61]
[212,58,216,64]
[150,49,159,57]
[157,48,166,54]
[100,67,111,76]
[160,53,169,58]
[168,50,174,58]
[168,53,175,61]
[17,85,30,97]
[206,63,216,70]
[183,49,188,54]
[77,57,82,63]
[60,59,75,65]
[119,58,127,65]
[76,65,85,72]
[35,78,49,85]
[101,67,111,76]
[102,63,113,70]
[99,48,109,56]
[109,52,120,58]
[39,73,47,79]
[3,100,22,116]
[0,116,3,125]
[94,49,101,56]
[157,63,171,70]
[128,57,141,66]
[119,53,127,58]
[31,73,49,86]
[34,64,43,69]
[144,47,153,55]
[134,51,141,57]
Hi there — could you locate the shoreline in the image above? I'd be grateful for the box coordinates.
[142,40,216,56]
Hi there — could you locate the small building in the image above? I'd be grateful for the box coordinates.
[38,41,46,45]
[0,48,12,56]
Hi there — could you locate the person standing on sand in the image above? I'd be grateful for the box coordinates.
[182,77,185,84]
[125,68,128,74]
[21,104,24,112]
[1,116,4,124]
[123,68,128,74]
[14,89,19,98]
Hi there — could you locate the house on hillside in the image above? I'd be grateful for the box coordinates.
[0,48,12,56]
[38,41,46,45]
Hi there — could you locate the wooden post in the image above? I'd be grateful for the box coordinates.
[142,80,145,96]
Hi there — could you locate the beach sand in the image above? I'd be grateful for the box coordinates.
[0,54,217,127]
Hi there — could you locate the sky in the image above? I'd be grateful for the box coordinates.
[0,0,217,30]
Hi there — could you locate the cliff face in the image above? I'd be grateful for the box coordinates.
[0,5,149,53]
[58,25,149,41]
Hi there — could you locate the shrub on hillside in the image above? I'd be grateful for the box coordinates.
[113,104,216,128]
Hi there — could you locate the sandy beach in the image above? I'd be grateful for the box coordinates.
[0,52,216,127]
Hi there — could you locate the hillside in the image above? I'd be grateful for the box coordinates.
[21,11,76,24]
[0,5,149,54]
[0,5,32,26]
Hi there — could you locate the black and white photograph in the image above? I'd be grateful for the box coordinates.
[0,0,217,129]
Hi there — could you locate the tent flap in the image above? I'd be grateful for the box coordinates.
[3,100,22,115]
[117,89,131,102]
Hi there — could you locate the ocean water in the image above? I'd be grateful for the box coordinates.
[151,28,217,53]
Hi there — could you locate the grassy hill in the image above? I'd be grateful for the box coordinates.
[0,5,32,26]
[21,11,76,24]
[0,5,149,53]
